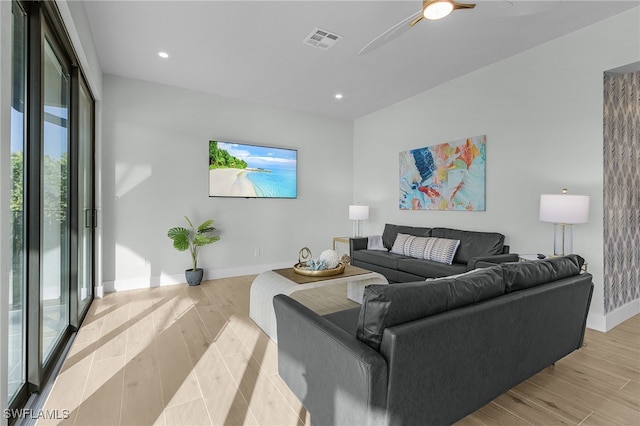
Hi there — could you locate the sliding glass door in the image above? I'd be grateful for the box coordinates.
[41,35,71,363]
[8,0,27,403]
[77,79,94,318]
[6,0,96,412]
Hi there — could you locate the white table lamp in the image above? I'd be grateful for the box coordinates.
[349,205,369,237]
[539,189,589,256]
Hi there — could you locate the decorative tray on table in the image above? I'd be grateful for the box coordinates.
[293,262,345,277]
[293,246,345,276]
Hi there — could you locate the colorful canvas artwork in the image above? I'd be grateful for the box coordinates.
[399,135,486,211]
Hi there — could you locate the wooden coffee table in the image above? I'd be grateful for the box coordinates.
[249,265,388,342]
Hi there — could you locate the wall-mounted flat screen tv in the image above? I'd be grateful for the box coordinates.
[209,140,297,198]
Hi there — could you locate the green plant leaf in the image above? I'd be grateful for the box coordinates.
[173,235,190,251]
[167,227,187,239]
[184,216,194,229]
[194,234,219,247]
[168,227,190,251]
[198,220,214,233]
[198,226,215,235]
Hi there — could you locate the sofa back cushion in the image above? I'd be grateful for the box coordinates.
[502,255,585,293]
[356,266,505,350]
[382,224,431,250]
[431,227,505,264]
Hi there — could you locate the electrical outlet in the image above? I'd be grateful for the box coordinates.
[254,248,261,257]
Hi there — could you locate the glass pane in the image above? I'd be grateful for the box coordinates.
[41,37,70,362]
[8,0,27,403]
[78,82,93,315]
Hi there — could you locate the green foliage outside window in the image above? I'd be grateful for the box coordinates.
[11,151,23,213]
[43,152,68,223]
[12,150,68,222]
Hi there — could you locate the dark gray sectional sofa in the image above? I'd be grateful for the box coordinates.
[274,255,593,426]
[350,223,519,282]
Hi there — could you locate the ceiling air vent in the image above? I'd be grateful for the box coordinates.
[303,27,342,50]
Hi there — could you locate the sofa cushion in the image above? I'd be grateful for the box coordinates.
[502,255,585,293]
[397,258,467,278]
[431,228,505,264]
[382,224,431,250]
[351,249,406,270]
[356,266,505,350]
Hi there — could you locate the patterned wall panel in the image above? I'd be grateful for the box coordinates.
[603,70,640,314]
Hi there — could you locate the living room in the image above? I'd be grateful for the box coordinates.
[1,0,638,424]
[93,2,639,331]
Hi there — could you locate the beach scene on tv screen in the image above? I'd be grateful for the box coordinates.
[209,141,297,198]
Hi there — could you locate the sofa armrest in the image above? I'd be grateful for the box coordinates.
[273,295,388,426]
[468,253,519,269]
[350,237,368,253]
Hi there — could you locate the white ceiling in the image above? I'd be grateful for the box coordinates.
[83,0,639,119]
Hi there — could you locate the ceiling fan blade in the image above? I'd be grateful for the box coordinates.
[409,15,424,27]
[359,10,422,56]
[452,2,476,11]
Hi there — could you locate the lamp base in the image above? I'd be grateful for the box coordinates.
[553,223,573,256]
[352,220,361,238]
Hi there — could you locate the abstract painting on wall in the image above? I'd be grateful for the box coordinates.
[399,135,486,211]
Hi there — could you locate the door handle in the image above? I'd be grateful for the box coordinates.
[84,209,97,228]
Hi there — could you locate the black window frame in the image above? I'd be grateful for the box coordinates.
[7,0,96,417]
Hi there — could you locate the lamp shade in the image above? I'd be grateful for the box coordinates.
[348,205,369,221]
[539,194,589,224]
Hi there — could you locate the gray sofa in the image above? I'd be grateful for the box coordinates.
[350,223,519,282]
[274,255,593,426]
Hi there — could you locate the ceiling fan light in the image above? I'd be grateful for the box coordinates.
[423,1,454,20]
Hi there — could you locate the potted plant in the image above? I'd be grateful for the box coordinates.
[167,216,220,286]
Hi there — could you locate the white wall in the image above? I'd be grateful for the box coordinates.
[101,75,353,291]
[353,8,640,331]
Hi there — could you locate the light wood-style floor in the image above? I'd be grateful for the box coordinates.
[39,275,640,425]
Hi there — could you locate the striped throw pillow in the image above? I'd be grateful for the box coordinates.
[391,233,413,255]
[391,234,460,265]
[407,235,428,259]
[423,237,460,265]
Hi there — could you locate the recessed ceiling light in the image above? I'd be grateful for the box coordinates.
[158,51,169,59]
[335,93,344,100]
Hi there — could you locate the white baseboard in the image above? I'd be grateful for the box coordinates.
[587,312,607,332]
[586,298,640,332]
[102,262,292,293]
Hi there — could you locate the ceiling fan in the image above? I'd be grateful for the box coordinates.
[359,0,477,56]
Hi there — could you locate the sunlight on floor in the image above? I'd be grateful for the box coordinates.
[38,277,308,425]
